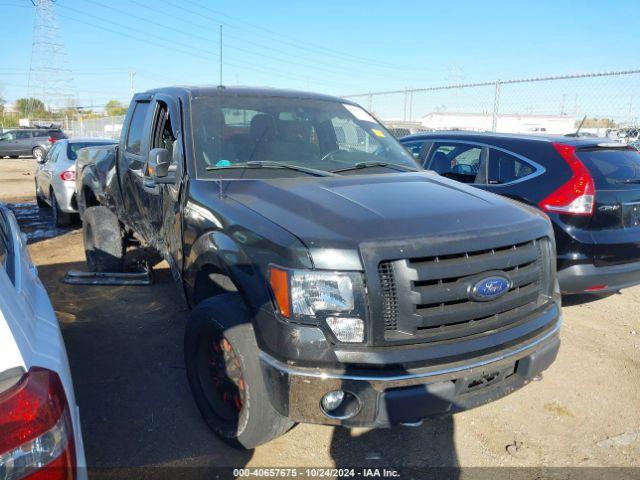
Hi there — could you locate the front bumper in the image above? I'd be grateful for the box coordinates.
[558,260,640,294]
[260,319,561,427]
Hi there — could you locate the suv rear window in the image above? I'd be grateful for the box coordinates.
[48,130,65,139]
[577,148,640,187]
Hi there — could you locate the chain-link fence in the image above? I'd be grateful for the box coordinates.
[66,115,124,139]
[344,69,640,140]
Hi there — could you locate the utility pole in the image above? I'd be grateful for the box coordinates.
[219,24,223,86]
[129,70,136,97]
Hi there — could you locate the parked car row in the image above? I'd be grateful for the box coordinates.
[400,132,640,295]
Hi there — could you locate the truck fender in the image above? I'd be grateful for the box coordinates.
[185,231,270,312]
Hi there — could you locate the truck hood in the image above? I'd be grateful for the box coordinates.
[225,172,550,264]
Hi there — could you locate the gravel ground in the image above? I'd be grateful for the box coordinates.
[2,159,639,471]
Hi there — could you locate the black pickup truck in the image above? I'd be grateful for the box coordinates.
[76,86,561,448]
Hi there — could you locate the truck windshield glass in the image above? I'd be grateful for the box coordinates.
[190,95,419,178]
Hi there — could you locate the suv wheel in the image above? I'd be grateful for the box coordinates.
[185,294,294,449]
[82,206,124,272]
[50,190,73,227]
[32,147,45,162]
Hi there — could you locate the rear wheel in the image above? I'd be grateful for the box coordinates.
[32,147,44,162]
[82,206,124,272]
[35,182,49,208]
[50,190,73,227]
[184,294,293,449]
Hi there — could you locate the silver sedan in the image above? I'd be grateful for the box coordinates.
[35,138,116,227]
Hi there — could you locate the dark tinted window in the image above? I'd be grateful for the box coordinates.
[488,149,535,184]
[67,141,115,161]
[45,130,65,139]
[577,148,640,186]
[126,102,150,155]
[16,131,32,139]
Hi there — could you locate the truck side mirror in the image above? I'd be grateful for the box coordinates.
[147,148,175,184]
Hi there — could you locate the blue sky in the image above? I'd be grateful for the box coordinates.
[0,0,638,112]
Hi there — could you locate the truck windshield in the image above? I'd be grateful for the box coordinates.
[190,94,419,178]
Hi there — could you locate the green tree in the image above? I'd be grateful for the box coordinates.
[15,97,46,117]
[105,100,127,116]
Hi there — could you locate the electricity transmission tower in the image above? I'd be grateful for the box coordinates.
[26,0,76,118]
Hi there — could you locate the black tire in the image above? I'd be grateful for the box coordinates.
[51,190,73,227]
[184,294,293,449]
[9,155,19,159]
[82,206,124,272]
[32,147,44,162]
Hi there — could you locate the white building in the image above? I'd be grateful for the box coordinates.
[420,112,576,134]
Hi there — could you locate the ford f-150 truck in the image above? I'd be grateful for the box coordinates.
[76,86,561,449]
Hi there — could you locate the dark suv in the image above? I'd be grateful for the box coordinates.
[401,132,640,294]
[0,127,66,161]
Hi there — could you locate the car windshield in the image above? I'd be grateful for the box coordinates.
[67,141,115,160]
[190,94,419,178]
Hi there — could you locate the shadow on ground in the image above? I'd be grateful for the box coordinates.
[36,259,254,471]
[8,201,78,244]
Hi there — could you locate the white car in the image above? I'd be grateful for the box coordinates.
[0,204,86,479]
[35,138,116,227]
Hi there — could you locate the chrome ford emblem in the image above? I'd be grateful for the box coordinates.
[469,275,511,302]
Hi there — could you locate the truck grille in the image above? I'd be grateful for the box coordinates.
[379,238,552,344]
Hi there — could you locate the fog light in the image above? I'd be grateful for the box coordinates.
[326,317,364,343]
[321,390,345,412]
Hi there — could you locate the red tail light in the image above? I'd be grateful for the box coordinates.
[59,171,76,182]
[0,368,76,480]
[539,143,595,216]
[48,137,57,144]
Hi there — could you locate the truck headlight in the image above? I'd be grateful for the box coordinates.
[269,267,366,341]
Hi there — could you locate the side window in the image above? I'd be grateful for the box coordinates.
[151,102,176,161]
[16,131,31,140]
[426,143,485,183]
[488,149,535,184]
[125,101,150,155]
[1,131,16,141]
[46,143,60,163]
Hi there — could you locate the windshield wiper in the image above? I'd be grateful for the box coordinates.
[206,160,338,177]
[331,161,418,173]
[615,178,640,184]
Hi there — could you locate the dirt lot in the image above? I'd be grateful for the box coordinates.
[2,160,640,471]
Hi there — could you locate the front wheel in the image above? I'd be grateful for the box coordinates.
[184,294,293,449]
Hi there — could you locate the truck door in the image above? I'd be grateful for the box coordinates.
[117,96,152,237]
[139,95,185,280]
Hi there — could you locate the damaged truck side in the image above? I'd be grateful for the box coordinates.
[76,87,562,449]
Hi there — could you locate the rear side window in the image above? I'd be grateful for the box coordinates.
[488,149,535,184]
[16,131,32,140]
[126,102,150,155]
[577,148,640,186]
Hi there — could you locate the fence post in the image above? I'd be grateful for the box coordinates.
[491,80,501,132]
